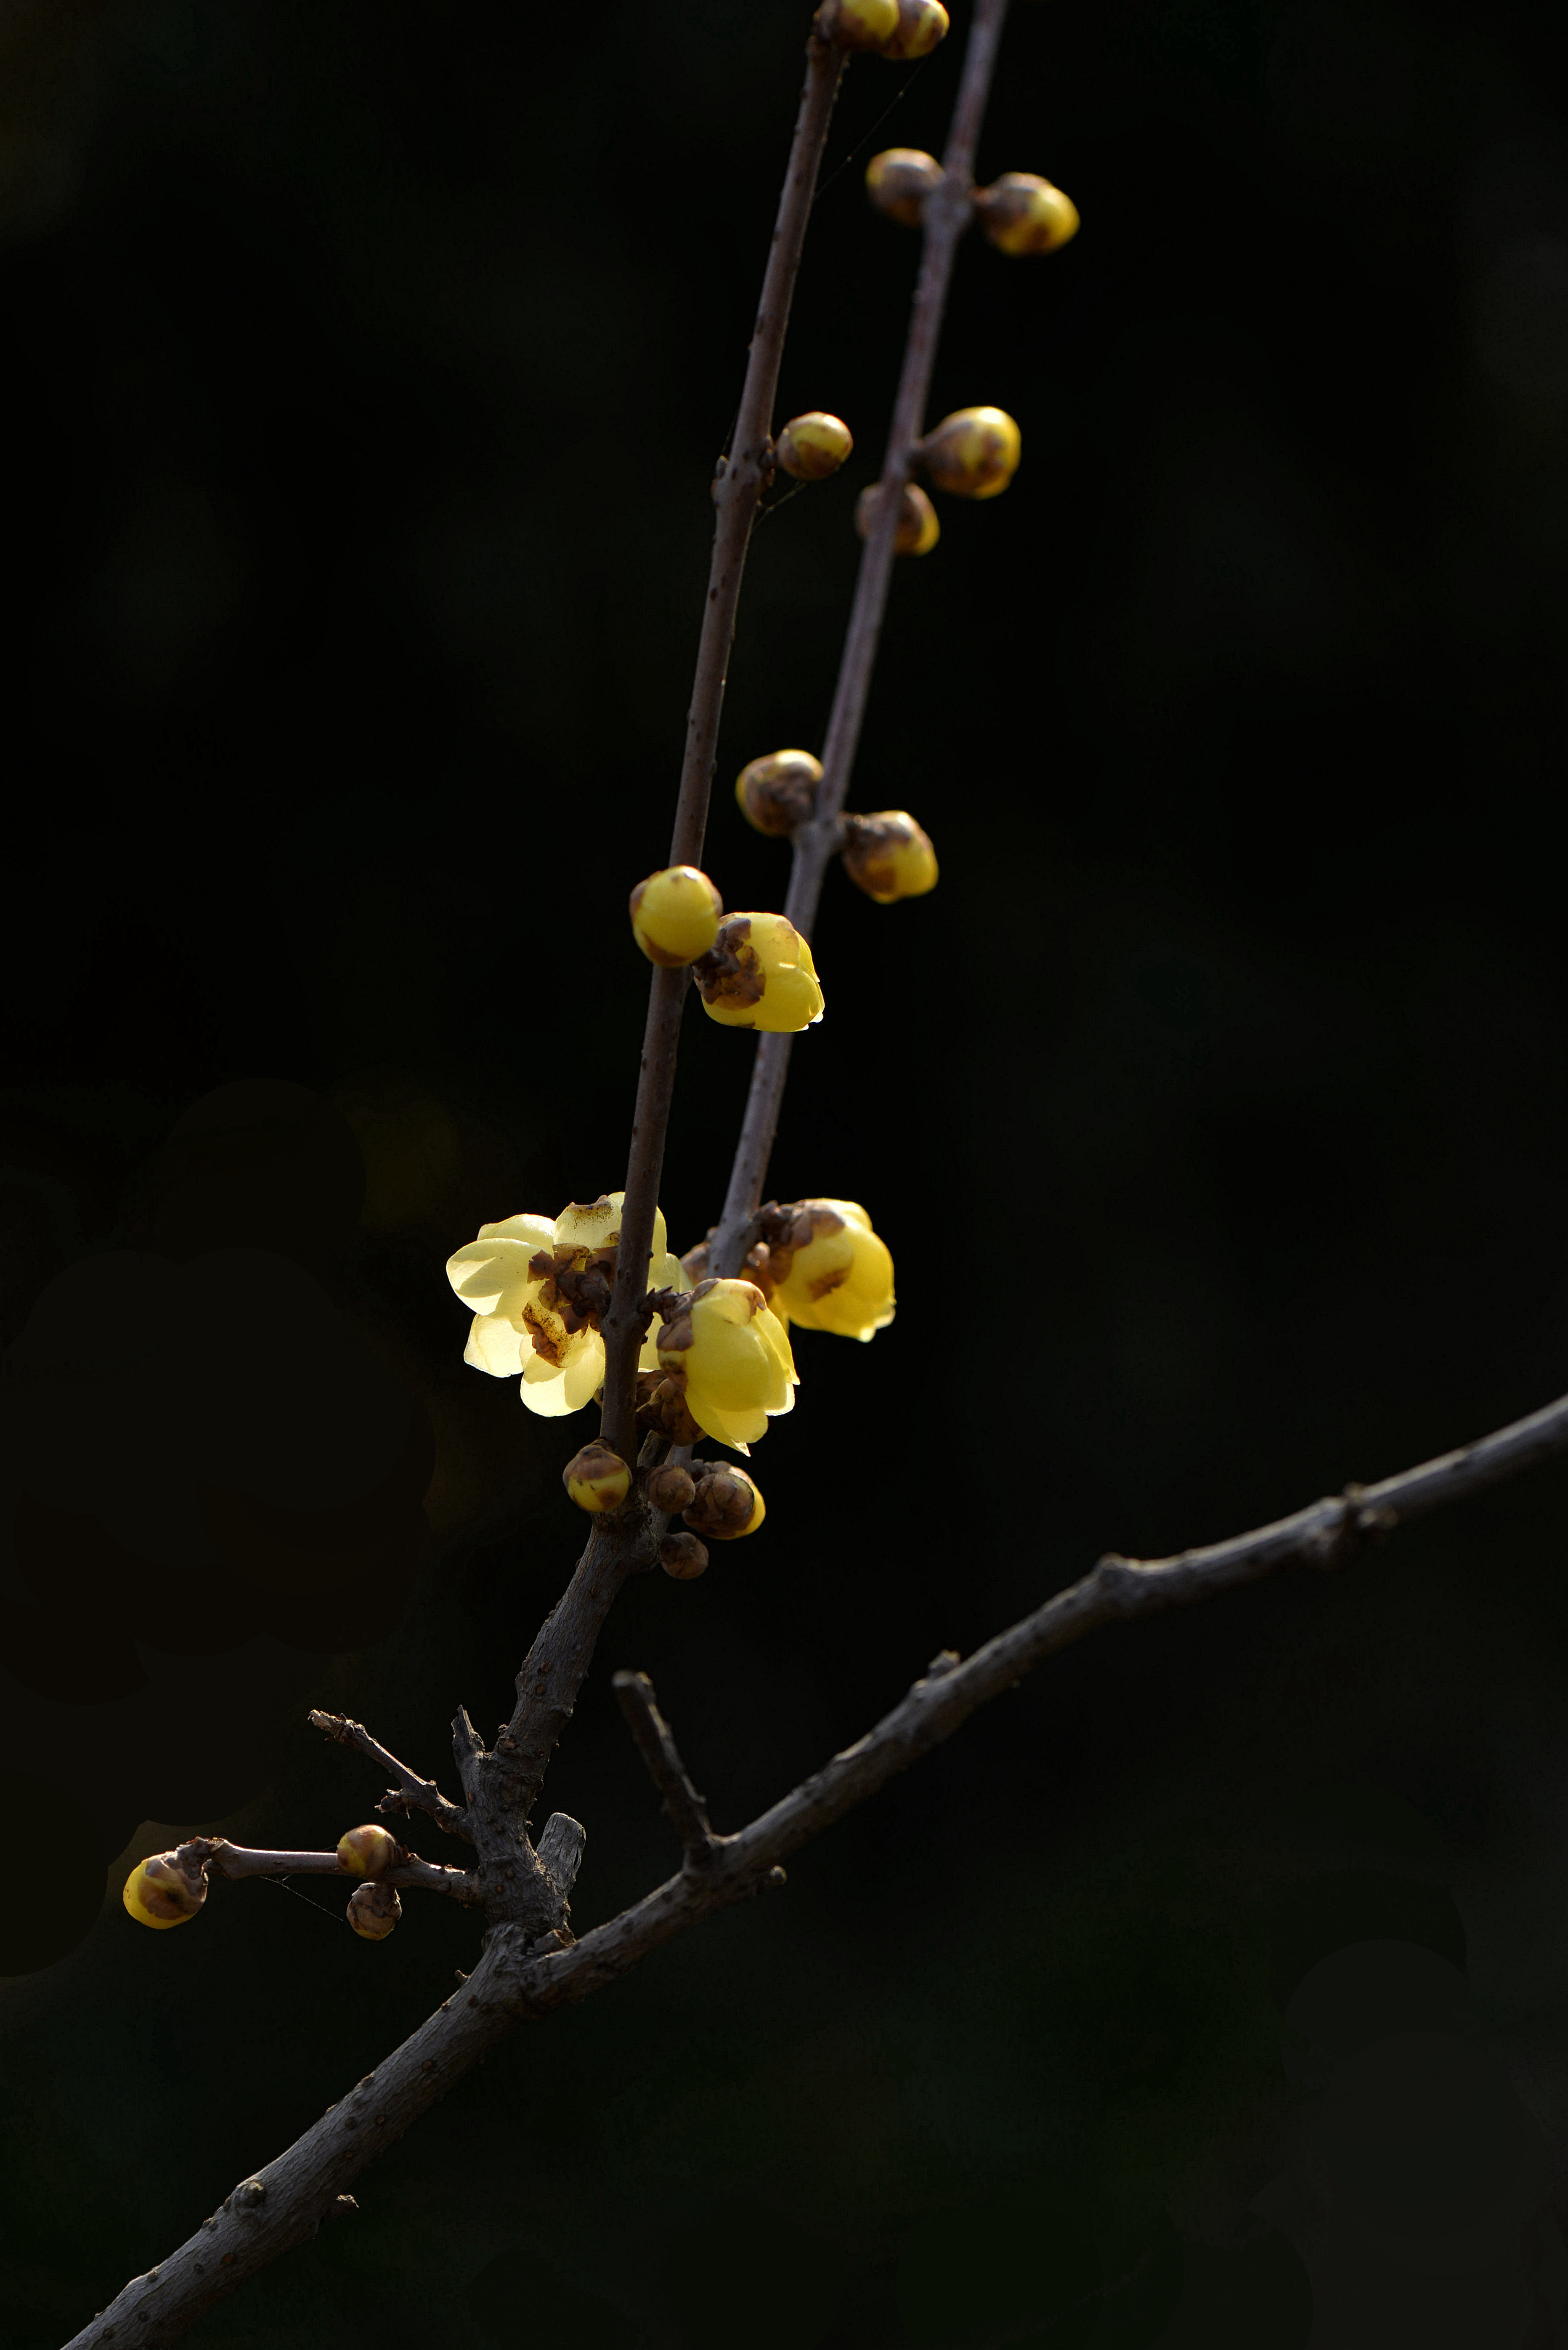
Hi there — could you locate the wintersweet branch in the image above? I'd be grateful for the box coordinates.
[612,1669,718,1867]
[69,1377,1568,2346]
[306,1710,471,1840]
[179,1837,482,1905]
[598,30,846,1466]
[713,0,1012,1274]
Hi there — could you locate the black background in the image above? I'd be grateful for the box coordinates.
[5,0,1568,2342]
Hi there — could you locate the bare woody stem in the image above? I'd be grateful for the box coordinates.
[597,32,846,1467]
[713,0,1012,1275]
[71,1375,1568,2346]
[175,1837,482,1905]
[306,1710,471,1840]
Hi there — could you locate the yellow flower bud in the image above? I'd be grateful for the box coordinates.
[657,1277,798,1451]
[855,480,939,556]
[775,412,854,482]
[841,810,938,904]
[976,173,1080,257]
[735,749,822,838]
[562,1441,631,1513]
[866,148,943,228]
[918,407,1021,500]
[347,1881,402,1940]
[684,1466,765,1541]
[629,865,723,967]
[337,1823,399,1878]
[767,1199,895,1342]
[878,0,949,58]
[660,1530,709,1580]
[646,1461,698,1514]
[695,912,824,1033]
[818,0,900,50]
[122,1849,207,1930]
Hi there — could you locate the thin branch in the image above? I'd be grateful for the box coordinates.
[178,1837,482,1906]
[712,0,1012,1275]
[598,30,847,1465]
[306,1710,471,1841]
[612,1670,717,1867]
[70,1376,1568,2345]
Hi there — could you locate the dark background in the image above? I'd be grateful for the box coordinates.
[4,0,1568,2342]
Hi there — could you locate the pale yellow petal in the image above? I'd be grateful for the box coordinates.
[519,1354,574,1415]
[446,1235,549,1317]
[464,1315,528,1377]
[476,1212,557,1248]
[558,1331,607,1413]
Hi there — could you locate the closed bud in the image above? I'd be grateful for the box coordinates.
[562,1441,632,1513]
[817,0,900,50]
[878,0,949,58]
[775,412,853,482]
[684,1467,765,1541]
[629,865,723,967]
[855,481,939,556]
[976,173,1080,257]
[337,1824,399,1879]
[918,407,1021,500]
[736,748,822,838]
[122,1849,207,1930]
[695,912,824,1033]
[660,1530,710,1579]
[635,1369,702,1446]
[647,1462,698,1514]
[866,148,943,228]
[841,810,938,904]
[347,1881,402,1940]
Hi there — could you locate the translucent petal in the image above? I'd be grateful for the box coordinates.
[446,1235,549,1317]
[555,1196,622,1252]
[476,1212,557,1249]
[519,1355,575,1416]
[464,1315,529,1377]
[559,1331,607,1413]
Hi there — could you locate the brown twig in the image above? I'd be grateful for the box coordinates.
[306,1710,471,1841]
[612,1669,718,1868]
[597,30,847,1465]
[176,1837,483,1906]
[712,0,1012,1276]
[69,1374,1568,2345]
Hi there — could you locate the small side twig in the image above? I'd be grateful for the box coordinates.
[612,1670,717,1869]
[307,1710,472,1841]
[177,1838,483,1906]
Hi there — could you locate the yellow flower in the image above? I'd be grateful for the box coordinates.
[877,0,948,59]
[854,480,940,555]
[562,1441,631,1513]
[735,749,822,837]
[820,0,900,49]
[865,147,942,229]
[919,407,1021,500]
[446,1191,690,1417]
[841,811,938,904]
[656,1278,797,1451]
[976,173,1080,258]
[767,1200,895,1342]
[337,1824,398,1878]
[775,412,854,481]
[695,912,824,1033]
[122,1850,207,1930]
[629,864,723,966]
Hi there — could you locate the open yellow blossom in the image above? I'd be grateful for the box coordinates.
[767,1200,895,1342]
[656,1277,797,1451]
[446,1191,690,1417]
